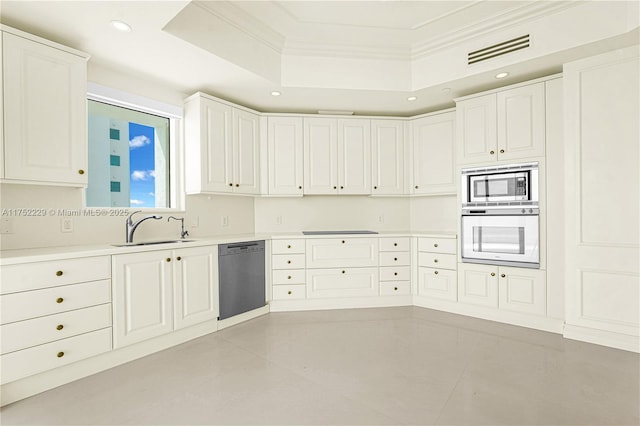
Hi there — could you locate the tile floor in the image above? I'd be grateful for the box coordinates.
[1,306,639,425]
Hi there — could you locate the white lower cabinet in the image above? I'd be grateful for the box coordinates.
[112,246,218,348]
[458,263,546,315]
[0,255,112,385]
[417,236,457,301]
[271,238,306,301]
[379,237,411,296]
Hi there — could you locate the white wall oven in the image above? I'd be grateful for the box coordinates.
[461,208,540,268]
[461,162,538,207]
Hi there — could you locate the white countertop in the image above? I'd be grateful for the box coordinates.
[0,231,456,265]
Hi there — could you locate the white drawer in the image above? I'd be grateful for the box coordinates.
[379,281,411,296]
[1,328,112,384]
[306,238,379,268]
[272,254,306,270]
[0,279,111,325]
[272,269,306,285]
[379,237,410,252]
[418,267,457,301]
[306,267,379,299]
[1,304,112,355]
[272,239,305,255]
[379,251,410,266]
[418,252,456,270]
[1,256,111,295]
[272,284,306,300]
[380,266,411,281]
[418,237,456,254]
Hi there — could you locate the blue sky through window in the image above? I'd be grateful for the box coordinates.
[129,122,156,207]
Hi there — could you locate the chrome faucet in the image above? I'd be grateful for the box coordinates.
[126,211,162,243]
[168,216,189,239]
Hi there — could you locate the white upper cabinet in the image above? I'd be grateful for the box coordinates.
[411,111,456,195]
[456,82,545,165]
[184,93,260,195]
[371,120,405,195]
[267,116,303,195]
[2,29,89,186]
[304,117,371,195]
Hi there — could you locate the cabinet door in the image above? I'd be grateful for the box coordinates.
[268,116,303,195]
[497,83,545,161]
[337,119,371,194]
[304,118,338,194]
[498,267,546,316]
[233,109,260,194]
[112,251,173,348]
[457,263,498,308]
[306,238,379,268]
[371,120,405,195]
[3,32,87,185]
[201,99,233,193]
[418,267,457,301]
[456,94,497,165]
[173,246,218,330]
[411,112,456,194]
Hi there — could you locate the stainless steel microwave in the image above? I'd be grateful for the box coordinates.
[461,162,538,207]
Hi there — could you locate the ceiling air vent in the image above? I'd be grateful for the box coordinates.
[468,35,530,65]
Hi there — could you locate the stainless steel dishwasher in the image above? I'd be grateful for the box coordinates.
[218,240,266,320]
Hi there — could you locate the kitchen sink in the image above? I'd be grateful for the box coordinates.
[112,239,195,247]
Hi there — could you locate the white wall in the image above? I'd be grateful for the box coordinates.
[409,195,457,233]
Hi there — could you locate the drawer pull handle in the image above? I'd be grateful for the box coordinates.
[394,272,398,276]
[394,257,398,261]
[287,275,292,280]
[394,287,398,291]
[434,259,438,263]
[434,271,439,275]
[287,291,292,295]
[298,186,302,190]
[229,183,233,187]
[56,297,64,304]
[57,352,65,358]
[500,149,505,154]
[434,243,438,248]
[415,185,419,189]
[287,260,291,264]
[491,272,496,277]
[501,274,506,278]
[394,243,398,247]
[56,270,63,277]
[342,240,345,244]
[373,186,377,190]
[78,169,85,175]
[490,150,495,155]
[56,324,64,331]
[342,270,345,274]
[333,186,337,189]
[287,245,291,249]
[176,256,182,261]
[166,258,171,262]
[235,184,239,187]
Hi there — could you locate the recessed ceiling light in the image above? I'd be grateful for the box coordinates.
[495,72,509,79]
[407,96,417,101]
[271,91,281,96]
[111,20,132,32]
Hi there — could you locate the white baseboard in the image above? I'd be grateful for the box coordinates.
[563,324,640,353]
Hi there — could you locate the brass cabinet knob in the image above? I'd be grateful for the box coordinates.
[394,243,398,247]
[287,275,292,280]
[434,270,439,275]
[491,272,496,277]
[342,240,345,244]
[501,274,506,278]
[56,297,64,304]
[342,270,345,274]
[176,256,182,261]
[57,352,65,358]
[78,169,85,175]
[373,186,377,190]
[287,244,291,249]
[228,183,233,187]
[166,258,171,262]
[415,185,419,189]
[333,186,337,189]
[287,291,292,295]
[434,259,438,263]
[56,270,63,276]
[340,186,344,189]
[394,257,398,261]
[499,149,505,154]
[56,324,64,331]
[298,186,302,190]
[235,184,239,187]
[394,287,398,291]
[394,272,398,276]
[490,150,495,155]
[434,243,438,248]
[287,260,291,264]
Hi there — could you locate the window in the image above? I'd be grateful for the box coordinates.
[86,83,183,210]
